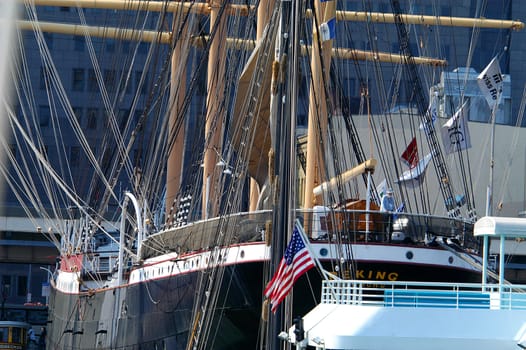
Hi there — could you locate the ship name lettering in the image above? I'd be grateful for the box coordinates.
[355,270,399,281]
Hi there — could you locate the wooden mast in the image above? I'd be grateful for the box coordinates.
[166,9,192,224]
[303,0,335,213]
[202,0,227,219]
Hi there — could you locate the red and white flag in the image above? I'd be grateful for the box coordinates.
[401,137,419,169]
[264,224,315,313]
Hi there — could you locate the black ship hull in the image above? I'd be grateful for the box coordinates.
[47,242,481,349]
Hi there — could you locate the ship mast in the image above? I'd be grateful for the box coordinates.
[165,6,192,224]
[201,0,228,219]
[268,0,302,348]
[302,0,335,213]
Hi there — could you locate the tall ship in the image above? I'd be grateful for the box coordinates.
[3,0,525,349]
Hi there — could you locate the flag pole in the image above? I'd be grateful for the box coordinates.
[294,219,339,281]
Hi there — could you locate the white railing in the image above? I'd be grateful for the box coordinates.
[321,280,526,310]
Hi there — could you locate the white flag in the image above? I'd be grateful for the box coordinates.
[477,57,503,109]
[441,103,471,154]
[419,93,437,134]
[376,178,387,198]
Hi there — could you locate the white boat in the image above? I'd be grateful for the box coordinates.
[287,215,526,350]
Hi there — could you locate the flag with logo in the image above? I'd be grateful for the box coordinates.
[264,224,315,313]
[441,102,471,154]
[477,56,503,109]
[400,137,419,169]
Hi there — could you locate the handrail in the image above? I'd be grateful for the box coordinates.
[321,279,526,310]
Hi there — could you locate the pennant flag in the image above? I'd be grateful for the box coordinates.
[441,102,471,154]
[264,224,315,313]
[397,152,433,182]
[477,56,503,109]
[419,93,437,134]
[400,137,419,169]
[393,202,405,219]
[376,178,387,198]
[320,18,336,42]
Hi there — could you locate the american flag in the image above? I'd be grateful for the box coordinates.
[264,225,315,313]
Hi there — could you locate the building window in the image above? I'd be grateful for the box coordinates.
[441,5,451,16]
[40,67,47,90]
[70,146,80,167]
[134,109,144,130]
[39,106,50,127]
[121,41,131,53]
[87,108,98,129]
[88,69,98,92]
[101,149,112,166]
[44,33,53,49]
[74,36,84,51]
[72,107,83,126]
[72,68,85,91]
[60,6,70,12]
[133,149,142,164]
[16,276,27,297]
[135,71,148,95]
[138,42,148,54]
[106,41,115,53]
[2,275,12,297]
[104,69,116,92]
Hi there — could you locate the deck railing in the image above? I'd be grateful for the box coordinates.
[321,279,526,310]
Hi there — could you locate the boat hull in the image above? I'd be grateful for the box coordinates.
[47,243,481,349]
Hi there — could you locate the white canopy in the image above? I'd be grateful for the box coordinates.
[474,216,526,238]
